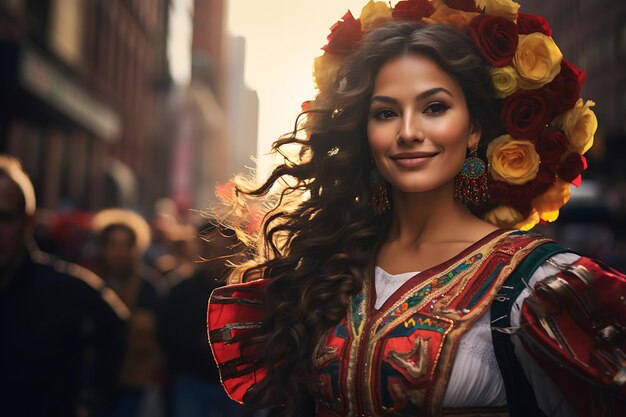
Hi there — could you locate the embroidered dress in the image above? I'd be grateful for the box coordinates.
[308,229,550,416]
[374,266,507,409]
[207,230,626,416]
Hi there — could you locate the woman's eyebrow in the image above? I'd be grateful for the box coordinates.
[370,87,453,104]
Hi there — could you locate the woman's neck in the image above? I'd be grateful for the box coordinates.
[387,181,476,246]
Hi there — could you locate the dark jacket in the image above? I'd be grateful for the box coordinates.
[0,250,128,417]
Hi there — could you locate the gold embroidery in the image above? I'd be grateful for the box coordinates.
[344,270,371,417]
[312,326,338,368]
[426,235,553,415]
[391,382,426,407]
[334,231,552,416]
[345,329,361,417]
[315,346,339,368]
[371,243,494,343]
[388,337,430,379]
[360,233,506,417]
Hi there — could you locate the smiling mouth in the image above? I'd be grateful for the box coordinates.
[390,151,439,159]
[390,151,438,168]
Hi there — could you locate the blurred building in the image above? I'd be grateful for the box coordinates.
[166,0,227,212]
[0,0,171,210]
[227,35,259,180]
[167,0,258,213]
[524,0,626,177]
[191,0,226,103]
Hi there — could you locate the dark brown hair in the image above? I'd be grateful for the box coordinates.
[230,22,499,413]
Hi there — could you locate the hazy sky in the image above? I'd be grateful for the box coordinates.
[168,0,193,84]
[169,0,369,179]
[227,0,366,178]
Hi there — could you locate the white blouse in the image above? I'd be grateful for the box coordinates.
[374,252,580,416]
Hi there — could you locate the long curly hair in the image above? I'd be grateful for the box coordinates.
[221,22,500,413]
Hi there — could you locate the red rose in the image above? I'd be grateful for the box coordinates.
[392,0,434,21]
[468,15,518,67]
[542,59,586,118]
[534,129,569,170]
[488,179,510,205]
[322,11,362,55]
[531,165,557,194]
[443,0,482,13]
[508,187,533,216]
[501,89,550,139]
[517,12,552,36]
[558,153,586,183]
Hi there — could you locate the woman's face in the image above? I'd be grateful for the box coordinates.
[367,54,480,194]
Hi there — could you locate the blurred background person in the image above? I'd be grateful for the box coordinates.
[145,199,184,278]
[92,209,163,417]
[159,220,199,295]
[0,155,129,417]
[159,223,248,417]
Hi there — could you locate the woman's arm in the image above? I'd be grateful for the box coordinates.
[510,252,626,417]
[509,252,581,417]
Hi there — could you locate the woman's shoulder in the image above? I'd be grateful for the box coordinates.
[491,227,559,250]
[207,277,269,338]
[209,277,269,309]
[207,278,270,404]
[459,218,554,254]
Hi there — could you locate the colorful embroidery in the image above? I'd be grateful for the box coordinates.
[306,230,554,416]
[387,337,431,379]
[403,315,446,332]
[350,291,365,335]
[377,254,483,332]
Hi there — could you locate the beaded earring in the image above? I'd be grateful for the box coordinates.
[369,168,390,215]
[454,146,489,206]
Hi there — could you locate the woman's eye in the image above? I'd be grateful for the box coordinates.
[424,102,449,114]
[375,109,397,120]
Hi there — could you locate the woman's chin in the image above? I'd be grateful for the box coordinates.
[387,179,454,196]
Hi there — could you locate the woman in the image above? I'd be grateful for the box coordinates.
[207,3,625,417]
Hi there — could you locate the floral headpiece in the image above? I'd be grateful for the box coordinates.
[309,0,597,230]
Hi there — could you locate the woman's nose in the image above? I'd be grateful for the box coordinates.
[397,114,425,143]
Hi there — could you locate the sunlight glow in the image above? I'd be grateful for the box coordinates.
[226,0,367,180]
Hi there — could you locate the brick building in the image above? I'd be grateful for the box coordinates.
[166,0,258,212]
[0,0,171,210]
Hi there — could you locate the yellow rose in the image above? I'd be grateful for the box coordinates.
[514,33,563,89]
[531,180,571,222]
[484,206,540,229]
[487,135,540,185]
[313,53,342,93]
[483,205,523,228]
[516,210,540,231]
[422,4,479,30]
[490,66,518,98]
[360,0,392,31]
[552,98,597,154]
[476,0,520,21]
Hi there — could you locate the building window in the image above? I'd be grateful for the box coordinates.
[49,0,84,66]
